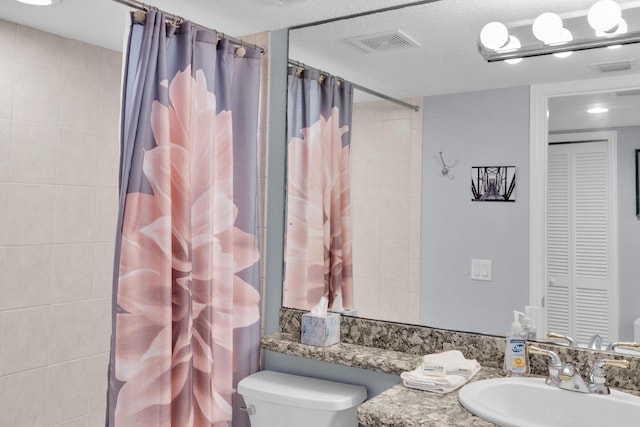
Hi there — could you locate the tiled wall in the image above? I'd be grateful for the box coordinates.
[238,32,270,337]
[0,21,121,427]
[350,98,423,324]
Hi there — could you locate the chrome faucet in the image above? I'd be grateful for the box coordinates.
[529,346,630,395]
[587,334,603,350]
[547,332,578,347]
[605,341,640,352]
[558,359,630,395]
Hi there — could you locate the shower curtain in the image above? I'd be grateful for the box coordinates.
[283,67,355,311]
[107,11,261,427]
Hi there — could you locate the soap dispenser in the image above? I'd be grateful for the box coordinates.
[504,311,530,377]
[522,306,537,340]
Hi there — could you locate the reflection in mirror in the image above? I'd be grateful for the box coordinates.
[285,0,640,355]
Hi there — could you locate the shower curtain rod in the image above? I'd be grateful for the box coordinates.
[288,59,420,112]
[111,0,265,54]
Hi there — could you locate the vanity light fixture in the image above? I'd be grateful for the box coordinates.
[15,0,58,5]
[478,0,639,63]
[587,107,610,113]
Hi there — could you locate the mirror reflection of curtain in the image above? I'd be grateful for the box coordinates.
[107,11,262,427]
[283,67,354,310]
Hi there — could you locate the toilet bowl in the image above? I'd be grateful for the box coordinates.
[237,370,367,427]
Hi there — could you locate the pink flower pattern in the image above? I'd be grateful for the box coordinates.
[283,107,354,310]
[114,66,260,426]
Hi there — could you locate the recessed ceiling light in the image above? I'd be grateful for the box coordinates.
[588,107,609,114]
[15,0,58,5]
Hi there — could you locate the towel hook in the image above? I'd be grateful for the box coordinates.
[439,152,452,176]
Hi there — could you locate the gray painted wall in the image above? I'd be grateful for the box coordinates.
[420,87,531,335]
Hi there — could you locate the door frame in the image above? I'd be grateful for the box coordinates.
[529,74,638,340]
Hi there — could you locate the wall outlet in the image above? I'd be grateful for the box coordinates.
[471,259,492,281]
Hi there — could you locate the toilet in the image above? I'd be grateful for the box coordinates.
[237,370,367,427]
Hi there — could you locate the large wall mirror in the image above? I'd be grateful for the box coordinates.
[284,0,640,354]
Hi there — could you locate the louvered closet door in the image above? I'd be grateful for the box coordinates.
[547,140,612,344]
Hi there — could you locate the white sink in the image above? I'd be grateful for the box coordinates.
[458,377,640,427]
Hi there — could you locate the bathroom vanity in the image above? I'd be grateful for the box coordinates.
[262,308,640,427]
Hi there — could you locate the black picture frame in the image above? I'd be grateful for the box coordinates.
[636,149,640,217]
[471,166,516,202]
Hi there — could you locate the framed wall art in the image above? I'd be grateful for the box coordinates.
[471,166,516,202]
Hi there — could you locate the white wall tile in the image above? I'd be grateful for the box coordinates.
[99,77,121,134]
[352,237,380,278]
[0,59,13,120]
[91,298,111,355]
[2,245,53,310]
[58,128,98,186]
[381,119,411,161]
[0,184,7,245]
[353,276,379,319]
[379,238,409,281]
[7,183,56,245]
[94,187,118,242]
[96,132,120,188]
[49,301,93,364]
[59,71,101,131]
[10,121,58,184]
[15,25,61,66]
[351,197,380,239]
[12,61,61,125]
[0,119,10,182]
[0,19,16,59]
[379,197,410,240]
[0,306,51,375]
[93,243,115,298]
[54,186,97,243]
[87,411,106,427]
[51,416,88,427]
[101,48,123,78]
[409,226,421,260]
[61,38,103,75]
[51,244,95,304]
[378,157,411,197]
[0,367,48,427]
[87,354,109,413]
[46,358,93,425]
[378,280,409,323]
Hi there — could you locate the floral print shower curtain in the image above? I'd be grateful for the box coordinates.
[283,67,355,311]
[107,11,262,427]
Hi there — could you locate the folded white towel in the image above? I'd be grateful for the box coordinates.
[400,350,481,394]
[422,350,480,377]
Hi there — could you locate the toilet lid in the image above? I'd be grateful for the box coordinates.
[237,370,367,411]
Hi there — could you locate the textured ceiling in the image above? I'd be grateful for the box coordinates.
[1,0,639,129]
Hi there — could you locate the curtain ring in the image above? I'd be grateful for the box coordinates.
[236,40,247,58]
[318,74,325,84]
[296,67,303,77]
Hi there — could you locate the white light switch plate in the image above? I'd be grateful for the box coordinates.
[471,259,492,281]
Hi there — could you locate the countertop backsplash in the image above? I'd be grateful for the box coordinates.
[278,308,640,392]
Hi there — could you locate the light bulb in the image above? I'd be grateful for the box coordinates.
[588,107,609,114]
[588,0,622,32]
[480,21,509,50]
[500,36,523,64]
[552,29,574,58]
[532,12,563,43]
[596,17,627,36]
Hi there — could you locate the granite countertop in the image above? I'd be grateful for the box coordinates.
[357,367,502,427]
[262,332,502,426]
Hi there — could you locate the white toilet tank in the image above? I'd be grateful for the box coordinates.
[237,370,367,427]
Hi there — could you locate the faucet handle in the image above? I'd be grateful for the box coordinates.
[589,358,631,394]
[606,342,640,352]
[547,332,578,347]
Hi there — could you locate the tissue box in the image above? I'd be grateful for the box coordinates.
[301,313,340,347]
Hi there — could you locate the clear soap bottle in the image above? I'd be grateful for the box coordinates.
[504,311,530,377]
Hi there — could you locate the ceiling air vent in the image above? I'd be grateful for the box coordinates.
[590,59,638,73]
[348,30,420,53]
